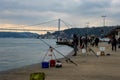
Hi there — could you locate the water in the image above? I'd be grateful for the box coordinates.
[0,38,73,71]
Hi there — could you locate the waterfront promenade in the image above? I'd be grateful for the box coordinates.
[0,42,120,80]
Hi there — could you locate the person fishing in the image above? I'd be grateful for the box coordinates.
[111,35,117,51]
[95,36,99,47]
[72,34,79,56]
[117,37,120,48]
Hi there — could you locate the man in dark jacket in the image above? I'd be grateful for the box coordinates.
[118,37,120,48]
[111,36,117,51]
[95,37,99,47]
[72,34,78,56]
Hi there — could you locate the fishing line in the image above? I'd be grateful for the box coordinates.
[39,38,77,66]
[42,45,65,52]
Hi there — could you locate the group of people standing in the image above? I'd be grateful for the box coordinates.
[72,34,100,56]
[109,36,120,51]
[72,34,120,56]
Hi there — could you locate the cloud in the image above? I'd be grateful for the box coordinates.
[0,0,120,29]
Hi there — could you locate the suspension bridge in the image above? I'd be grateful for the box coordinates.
[0,19,73,34]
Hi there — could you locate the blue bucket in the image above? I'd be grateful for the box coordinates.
[41,62,49,68]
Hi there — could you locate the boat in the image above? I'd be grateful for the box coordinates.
[56,38,73,47]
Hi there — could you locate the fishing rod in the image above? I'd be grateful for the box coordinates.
[42,45,65,52]
[39,38,77,66]
[88,46,99,57]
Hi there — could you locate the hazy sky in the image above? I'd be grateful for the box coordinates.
[0,0,120,33]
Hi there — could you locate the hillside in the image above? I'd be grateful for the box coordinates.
[0,26,118,38]
[0,32,40,38]
[52,26,116,38]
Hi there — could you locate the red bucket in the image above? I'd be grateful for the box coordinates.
[50,60,56,67]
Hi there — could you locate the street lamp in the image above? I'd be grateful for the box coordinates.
[86,22,89,34]
[101,16,106,38]
[101,16,106,27]
[86,22,89,27]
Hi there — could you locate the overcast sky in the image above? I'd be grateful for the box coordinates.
[0,0,120,29]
